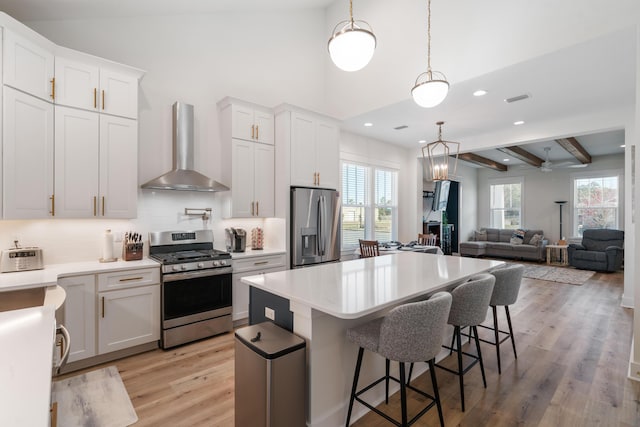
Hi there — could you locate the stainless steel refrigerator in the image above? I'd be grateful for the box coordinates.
[290,186,341,268]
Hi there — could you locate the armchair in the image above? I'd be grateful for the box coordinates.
[567,229,624,272]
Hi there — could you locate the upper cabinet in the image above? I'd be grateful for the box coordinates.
[3,29,55,102]
[0,14,145,219]
[55,57,139,119]
[219,98,276,218]
[220,98,274,145]
[276,107,340,190]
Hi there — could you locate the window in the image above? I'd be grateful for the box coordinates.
[573,175,619,236]
[490,179,522,229]
[341,162,398,248]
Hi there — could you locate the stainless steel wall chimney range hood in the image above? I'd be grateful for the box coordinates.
[141,102,229,192]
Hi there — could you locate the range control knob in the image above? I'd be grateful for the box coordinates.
[180,264,188,271]
[220,260,227,266]
[172,265,180,272]
[213,261,220,267]
[197,263,204,269]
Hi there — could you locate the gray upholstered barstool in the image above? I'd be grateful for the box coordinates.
[480,264,524,374]
[436,273,495,412]
[345,292,452,427]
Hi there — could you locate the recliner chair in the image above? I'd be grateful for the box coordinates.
[567,229,624,272]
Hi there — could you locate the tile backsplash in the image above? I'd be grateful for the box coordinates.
[0,190,285,265]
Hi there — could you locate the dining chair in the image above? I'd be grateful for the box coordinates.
[418,233,437,246]
[359,239,380,258]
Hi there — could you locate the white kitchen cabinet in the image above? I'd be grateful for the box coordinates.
[98,285,160,354]
[288,110,340,190]
[3,28,55,102]
[55,57,139,119]
[218,97,274,145]
[54,106,137,218]
[226,139,275,218]
[2,86,54,219]
[232,253,286,321]
[58,275,97,363]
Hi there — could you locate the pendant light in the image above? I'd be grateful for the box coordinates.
[328,0,376,72]
[422,121,459,181]
[412,0,449,108]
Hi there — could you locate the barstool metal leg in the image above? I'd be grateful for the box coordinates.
[399,362,408,426]
[455,326,465,412]
[407,362,413,385]
[385,358,390,404]
[493,305,502,374]
[505,305,517,358]
[473,326,487,388]
[428,359,445,427]
[346,347,364,426]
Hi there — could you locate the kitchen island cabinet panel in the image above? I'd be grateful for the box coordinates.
[2,86,54,218]
[58,274,97,363]
[232,253,285,322]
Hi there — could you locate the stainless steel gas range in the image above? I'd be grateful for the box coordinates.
[149,230,232,349]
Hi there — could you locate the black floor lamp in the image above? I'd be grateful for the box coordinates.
[555,201,567,242]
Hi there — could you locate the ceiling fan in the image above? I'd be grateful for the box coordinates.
[539,146,587,172]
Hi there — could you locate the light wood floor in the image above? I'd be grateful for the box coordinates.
[59,268,640,426]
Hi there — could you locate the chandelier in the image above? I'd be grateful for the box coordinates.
[422,121,459,181]
[412,0,449,108]
[328,0,376,72]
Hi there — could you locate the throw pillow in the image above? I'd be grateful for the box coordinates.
[474,230,487,241]
[529,233,543,246]
[510,229,526,245]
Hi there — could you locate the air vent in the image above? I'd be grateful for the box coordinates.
[504,93,531,103]
[394,125,408,130]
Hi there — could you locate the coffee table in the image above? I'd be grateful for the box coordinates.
[546,244,569,266]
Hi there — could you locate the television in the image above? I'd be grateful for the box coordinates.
[432,180,450,211]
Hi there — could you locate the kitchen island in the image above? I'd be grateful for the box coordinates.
[241,252,503,426]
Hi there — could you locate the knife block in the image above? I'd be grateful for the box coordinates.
[123,243,143,261]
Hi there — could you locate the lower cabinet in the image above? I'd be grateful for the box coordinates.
[232,253,286,322]
[58,267,160,364]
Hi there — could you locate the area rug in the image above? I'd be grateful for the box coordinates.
[520,264,595,285]
[53,365,138,427]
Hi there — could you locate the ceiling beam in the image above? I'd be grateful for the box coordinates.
[496,146,544,167]
[454,153,508,172]
[555,137,592,164]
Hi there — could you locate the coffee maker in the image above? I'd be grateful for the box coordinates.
[225,228,247,252]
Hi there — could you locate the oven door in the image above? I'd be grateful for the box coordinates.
[162,267,232,329]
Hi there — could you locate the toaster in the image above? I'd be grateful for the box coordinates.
[0,247,44,273]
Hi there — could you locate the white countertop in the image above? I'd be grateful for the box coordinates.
[241,252,504,319]
[0,305,56,426]
[0,258,160,292]
[229,248,286,259]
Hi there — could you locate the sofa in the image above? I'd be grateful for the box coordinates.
[567,229,624,272]
[459,228,547,262]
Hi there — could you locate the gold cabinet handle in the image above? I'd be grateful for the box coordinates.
[317,172,320,186]
[93,196,97,216]
[101,90,105,110]
[102,196,105,216]
[94,88,97,108]
[251,201,255,216]
[256,125,259,140]
[50,78,55,100]
[102,296,105,318]
[251,124,255,139]
[49,195,55,216]
[256,201,259,216]
[254,261,269,266]
[119,277,144,282]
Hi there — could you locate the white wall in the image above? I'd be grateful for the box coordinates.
[476,154,625,241]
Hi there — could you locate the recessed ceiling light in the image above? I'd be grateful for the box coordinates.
[620,144,626,148]
[364,122,373,127]
[503,158,510,162]
[473,90,487,97]
[513,120,525,126]
[418,139,426,144]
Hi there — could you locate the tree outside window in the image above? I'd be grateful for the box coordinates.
[490,181,522,229]
[574,176,618,236]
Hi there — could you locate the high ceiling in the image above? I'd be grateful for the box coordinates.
[2,0,635,163]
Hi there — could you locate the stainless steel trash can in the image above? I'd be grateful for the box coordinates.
[235,321,306,427]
